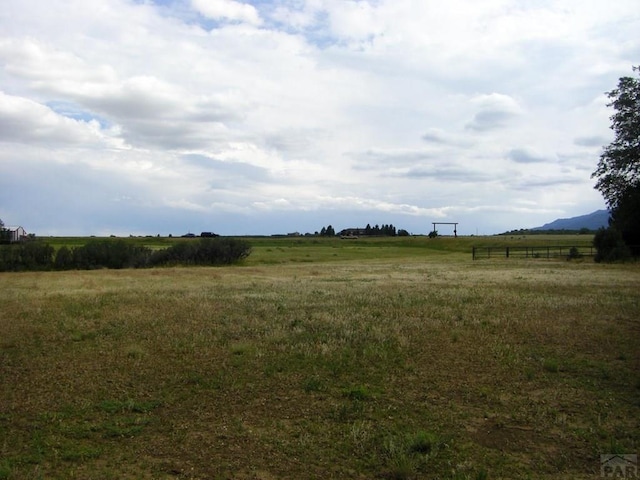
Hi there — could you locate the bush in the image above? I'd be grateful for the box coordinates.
[54,246,74,270]
[149,238,251,267]
[567,246,582,260]
[0,237,251,271]
[0,241,53,271]
[593,227,631,262]
[70,240,152,269]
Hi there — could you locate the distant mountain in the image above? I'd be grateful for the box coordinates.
[532,210,610,231]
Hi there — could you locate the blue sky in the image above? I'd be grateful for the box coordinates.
[1,0,638,236]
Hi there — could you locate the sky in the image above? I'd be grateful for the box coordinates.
[1,0,638,237]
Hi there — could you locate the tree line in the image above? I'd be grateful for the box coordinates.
[318,224,409,236]
[0,237,251,272]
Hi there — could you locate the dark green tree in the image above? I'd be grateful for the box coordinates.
[0,218,8,244]
[593,227,630,262]
[592,66,640,253]
[319,225,335,236]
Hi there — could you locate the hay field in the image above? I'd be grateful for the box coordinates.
[1,239,638,479]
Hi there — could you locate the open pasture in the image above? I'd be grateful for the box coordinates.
[1,236,638,479]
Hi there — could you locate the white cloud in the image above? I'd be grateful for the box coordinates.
[191,0,262,25]
[1,0,636,235]
[0,91,123,147]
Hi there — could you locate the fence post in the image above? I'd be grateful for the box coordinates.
[506,246,509,258]
[472,247,476,260]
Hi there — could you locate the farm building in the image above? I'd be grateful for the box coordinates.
[339,228,368,237]
[5,226,27,243]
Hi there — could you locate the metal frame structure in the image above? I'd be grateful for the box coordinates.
[432,222,458,237]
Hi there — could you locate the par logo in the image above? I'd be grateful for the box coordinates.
[601,454,637,478]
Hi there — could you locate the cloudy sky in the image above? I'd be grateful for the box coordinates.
[1,0,638,236]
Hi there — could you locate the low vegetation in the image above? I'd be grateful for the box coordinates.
[0,236,638,479]
[0,237,251,271]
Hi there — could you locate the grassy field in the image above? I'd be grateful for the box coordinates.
[41,233,597,264]
[1,236,638,479]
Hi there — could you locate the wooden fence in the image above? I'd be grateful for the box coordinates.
[472,245,595,260]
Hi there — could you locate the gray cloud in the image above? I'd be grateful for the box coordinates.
[573,135,607,147]
[508,148,550,164]
[466,109,519,132]
[350,149,440,171]
[465,93,522,132]
[516,176,587,189]
[396,165,494,183]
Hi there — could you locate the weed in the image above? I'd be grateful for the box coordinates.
[125,343,146,359]
[58,443,102,462]
[102,418,148,438]
[331,401,365,422]
[476,469,489,480]
[230,342,253,355]
[382,436,417,480]
[408,430,439,454]
[343,385,372,401]
[302,375,325,393]
[542,358,559,373]
[349,421,373,454]
[98,399,161,414]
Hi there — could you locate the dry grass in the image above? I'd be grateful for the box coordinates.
[1,255,639,479]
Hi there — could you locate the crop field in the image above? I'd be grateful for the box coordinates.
[1,236,639,479]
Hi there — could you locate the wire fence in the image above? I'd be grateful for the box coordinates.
[472,245,595,260]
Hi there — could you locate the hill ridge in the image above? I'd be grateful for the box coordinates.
[531,209,609,231]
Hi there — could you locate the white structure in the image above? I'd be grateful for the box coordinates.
[6,226,27,242]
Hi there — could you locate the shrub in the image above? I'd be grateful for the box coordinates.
[567,246,582,260]
[149,238,251,267]
[593,227,631,262]
[0,237,251,271]
[54,246,74,270]
[70,240,152,269]
[0,241,53,271]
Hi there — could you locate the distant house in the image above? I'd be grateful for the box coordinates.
[5,226,27,243]
[339,228,368,238]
